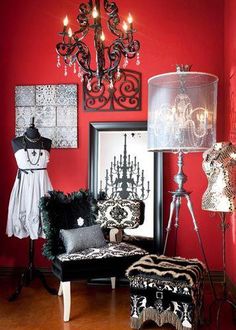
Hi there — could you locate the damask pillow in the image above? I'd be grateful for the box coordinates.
[96,199,144,229]
[60,225,107,254]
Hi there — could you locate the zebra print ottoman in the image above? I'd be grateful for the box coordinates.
[126,255,205,330]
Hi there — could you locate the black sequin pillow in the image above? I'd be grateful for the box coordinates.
[60,225,107,254]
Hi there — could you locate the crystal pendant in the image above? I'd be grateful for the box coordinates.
[123,54,129,68]
[136,52,140,66]
[64,65,68,77]
[109,79,114,89]
[78,66,84,82]
[87,79,92,91]
[117,66,121,79]
[56,55,61,68]
[69,57,73,67]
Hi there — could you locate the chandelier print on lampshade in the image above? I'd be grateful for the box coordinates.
[148,71,218,151]
[56,0,140,90]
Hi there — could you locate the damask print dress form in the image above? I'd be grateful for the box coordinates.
[7,149,52,239]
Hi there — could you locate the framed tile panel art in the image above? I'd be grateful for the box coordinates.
[15,84,78,148]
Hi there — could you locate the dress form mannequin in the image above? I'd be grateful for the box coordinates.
[12,119,51,153]
[7,117,53,239]
[7,117,56,300]
[202,142,236,328]
[202,142,236,212]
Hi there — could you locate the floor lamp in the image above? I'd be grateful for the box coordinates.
[147,66,218,299]
[202,141,236,329]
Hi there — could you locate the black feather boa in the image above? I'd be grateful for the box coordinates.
[40,189,98,260]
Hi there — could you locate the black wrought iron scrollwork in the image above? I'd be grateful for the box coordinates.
[83,69,141,111]
[56,0,140,90]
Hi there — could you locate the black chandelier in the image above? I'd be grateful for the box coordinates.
[100,134,150,200]
[56,0,140,90]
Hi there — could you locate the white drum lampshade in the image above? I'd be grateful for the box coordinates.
[148,72,218,152]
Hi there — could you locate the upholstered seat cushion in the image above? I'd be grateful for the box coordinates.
[52,242,147,282]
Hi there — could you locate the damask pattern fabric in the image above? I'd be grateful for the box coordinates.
[57,242,147,262]
[126,255,205,330]
[96,199,142,229]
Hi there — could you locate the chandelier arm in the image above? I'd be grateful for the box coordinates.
[94,8,106,84]
[73,41,96,78]
[73,27,90,41]
[101,39,140,79]
[104,0,124,39]
[56,40,95,78]
[56,43,76,60]
[107,17,126,39]
[77,2,92,28]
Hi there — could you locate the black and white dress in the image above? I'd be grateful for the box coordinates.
[6,148,52,239]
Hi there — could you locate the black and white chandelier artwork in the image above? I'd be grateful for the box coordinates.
[56,0,140,90]
[100,133,150,200]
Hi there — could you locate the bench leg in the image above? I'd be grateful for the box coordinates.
[61,281,71,322]
[58,282,63,296]
[111,277,116,289]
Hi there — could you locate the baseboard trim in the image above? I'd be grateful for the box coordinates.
[0,266,52,278]
[206,270,223,283]
[0,266,224,281]
[1,267,234,294]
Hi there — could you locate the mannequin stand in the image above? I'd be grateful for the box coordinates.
[208,212,236,329]
[163,151,217,301]
[9,239,57,301]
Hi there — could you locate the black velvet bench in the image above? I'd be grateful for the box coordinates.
[126,254,206,330]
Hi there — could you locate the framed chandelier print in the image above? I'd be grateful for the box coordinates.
[89,121,163,252]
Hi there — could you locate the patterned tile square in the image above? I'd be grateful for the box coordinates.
[15,86,35,106]
[55,127,77,148]
[35,106,56,127]
[56,106,77,127]
[56,84,77,106]
[15,127,26,137]
[16,107,36,129]
[36,85,56,106]
[39,127,57,148]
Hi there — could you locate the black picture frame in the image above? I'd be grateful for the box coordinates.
[89,121,163,253]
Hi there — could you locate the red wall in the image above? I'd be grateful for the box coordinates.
[0,0,225,270]
[224,0,236,284]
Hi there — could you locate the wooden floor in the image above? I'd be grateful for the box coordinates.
[0,275,235,330]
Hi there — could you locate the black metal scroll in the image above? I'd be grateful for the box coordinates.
[83,69,141,111]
